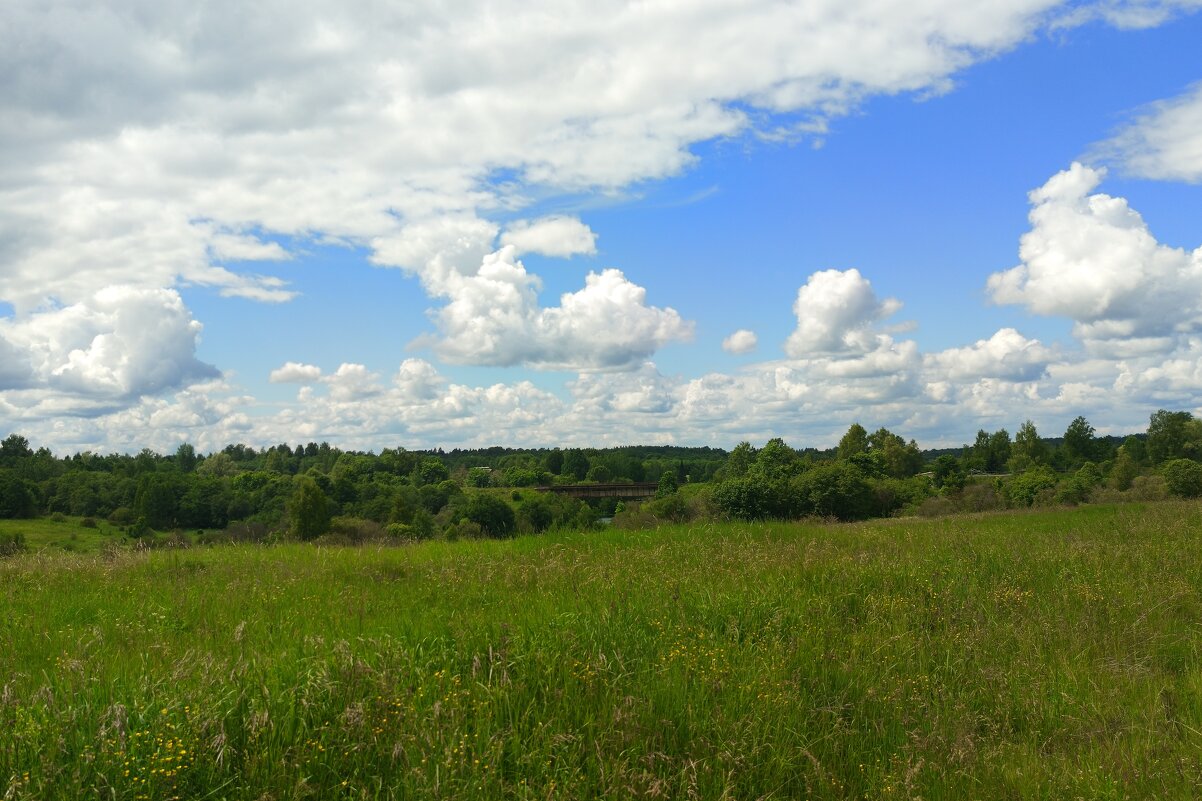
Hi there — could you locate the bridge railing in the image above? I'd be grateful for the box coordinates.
[536,482,659,499]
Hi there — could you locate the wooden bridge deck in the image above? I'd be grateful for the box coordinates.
[537,482,659,500]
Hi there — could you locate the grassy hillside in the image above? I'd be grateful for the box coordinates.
[3,503,1202,799]
[0,515,125,553]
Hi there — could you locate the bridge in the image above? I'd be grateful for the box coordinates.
[537,482,659,500]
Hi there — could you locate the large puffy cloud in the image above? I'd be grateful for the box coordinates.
[322,363,383,402]
[785,268,903,357]
[925,328,1055,382]
[0,286,217,406]
[1096,81,1202,182]
[0,185,297,313]
[370,217,500,283]
[1,2,1175,327]
[987,162,1202,353]
[372,219,689,370]
[410,246,693,370]
[393,358,446,402]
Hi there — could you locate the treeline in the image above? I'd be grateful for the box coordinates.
[440,445,726,484]
[2,409,1201,544]
[618,411,1202,527]
[0,438,725,541]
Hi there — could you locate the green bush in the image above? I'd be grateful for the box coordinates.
[517,494,555,533]
[1054,476,1093,505]
[792,463,874,521]
[711,478,778,520]
[571,505,598,530]
[311,532,361,547]
[1127,475,1167,501]
[0,470,36,519]
[958,482,1005,513]
[385,522,413,540]
[108,506,135,526]
[611,504,659,530]
[444,519,483,540]
[1053,462,1104,506]
[644,492,692,523]
[328,516,386,543]
[410,508,436,539]
[914,495,957,517]
[1004,467,1058,507]
[1162,459,1202,498]
[931,455,965,491]
[463,493,516,538]
[871,476,934,516]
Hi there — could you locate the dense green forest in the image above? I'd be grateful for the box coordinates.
[1,409,1201,551]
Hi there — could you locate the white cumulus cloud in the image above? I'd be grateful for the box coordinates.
[500,216,597,258]
[987,162,1202,352]
[925,328,1055,382]
[784,268,903,357]
[269,362,323,383]
[322,363,383,402]
[722,329,758,354]
[412,246,693,371]
[0,286,218,405]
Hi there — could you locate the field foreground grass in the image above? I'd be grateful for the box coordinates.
[3,503,1202,800]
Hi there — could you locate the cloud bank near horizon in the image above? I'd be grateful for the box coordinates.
[12,161,1202,455]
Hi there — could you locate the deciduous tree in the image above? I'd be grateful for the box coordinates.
[837,423,869,461]
[1010,420,1048,470]
[1062,416,1097,466]
[288,476,331,540]
[1146,410,1201,464]
[561,449,590,481]
[463,493,516,538]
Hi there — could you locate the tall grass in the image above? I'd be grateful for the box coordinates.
[3,502,1202,799]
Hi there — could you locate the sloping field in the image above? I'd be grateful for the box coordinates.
[0,516,124,554]
[3,502,1201,799]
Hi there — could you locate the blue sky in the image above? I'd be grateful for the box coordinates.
[3,0,1202,454]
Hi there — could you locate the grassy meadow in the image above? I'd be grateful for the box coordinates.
[3,502,1202,799]
[0,515,126,554]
